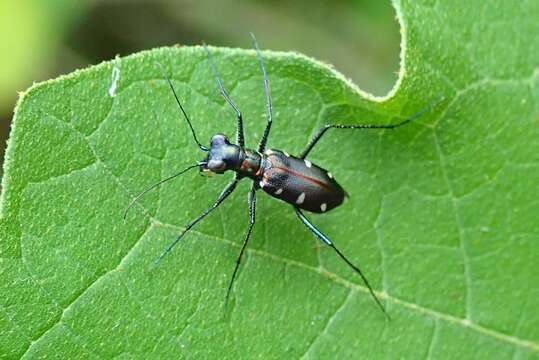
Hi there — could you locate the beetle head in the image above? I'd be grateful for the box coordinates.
[200,134,240,175]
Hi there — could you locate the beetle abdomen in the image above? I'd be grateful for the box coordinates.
[259,149,346,213]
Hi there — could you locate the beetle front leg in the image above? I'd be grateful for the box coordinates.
[154,178,239,265]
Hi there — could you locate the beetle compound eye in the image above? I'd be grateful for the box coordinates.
[211,134,228,145]
[208,159,226,171]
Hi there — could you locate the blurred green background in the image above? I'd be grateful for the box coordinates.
[0,0,399,176]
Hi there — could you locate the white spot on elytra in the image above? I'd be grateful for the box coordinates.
[275,188,283,195]
[108,65,120,97]
[259,181,265,188]
[296,192,305,204]
[320,203,327,212]
[327,172,333,179]
[304,159,312,168]
[265,149,274,155]
[284,151,290,157]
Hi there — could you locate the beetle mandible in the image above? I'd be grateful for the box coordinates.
[125,34,442,319]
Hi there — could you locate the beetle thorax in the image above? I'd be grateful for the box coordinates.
[237,149,262,178]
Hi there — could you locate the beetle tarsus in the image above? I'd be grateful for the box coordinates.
[224,185,257,312]
[154,179,238,264]
[294,207,391,320]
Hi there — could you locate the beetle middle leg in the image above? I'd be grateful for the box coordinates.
[224,184,257,311]
[294,207,390,320]
[155,178,239,265]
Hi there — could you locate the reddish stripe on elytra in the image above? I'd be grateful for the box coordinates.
[273,166,331,190]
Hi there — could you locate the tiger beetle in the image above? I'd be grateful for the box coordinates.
[125,34,443,320]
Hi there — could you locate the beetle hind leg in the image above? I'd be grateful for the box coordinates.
[294,207,390,320]
[299,98,446,159]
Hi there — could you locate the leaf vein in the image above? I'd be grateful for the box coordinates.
[151,220,539,353]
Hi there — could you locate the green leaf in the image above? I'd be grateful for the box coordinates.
[2,1,539,358]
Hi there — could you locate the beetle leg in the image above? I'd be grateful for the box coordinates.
[224,184,257,312]
[299,98,445,159]
[154,178,239,265]
[203,45,245,147]
[294,207,390,320]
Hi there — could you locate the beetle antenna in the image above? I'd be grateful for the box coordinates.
[250,33,273,153]
[155,62,208,152]
[123,162,205,219]
[202,43,247,147]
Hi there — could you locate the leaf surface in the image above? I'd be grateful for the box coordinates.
[1,1,539,358]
